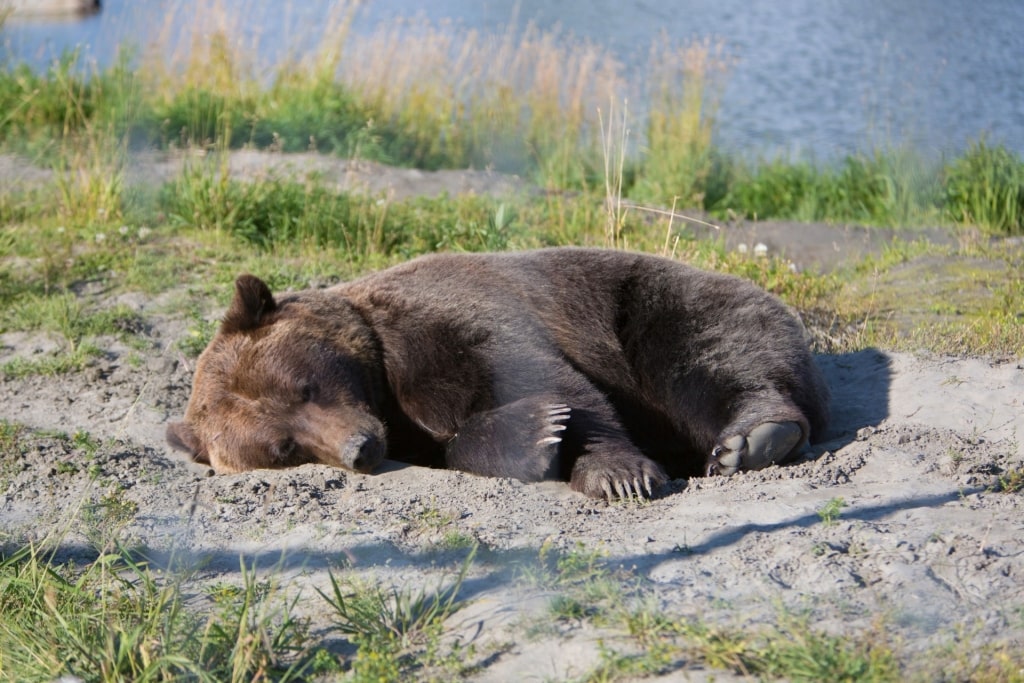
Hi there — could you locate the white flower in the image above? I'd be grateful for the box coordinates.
[119,225,130,236]
[94,233,106,243]
[138,226,152,239]
[754,242,768,258]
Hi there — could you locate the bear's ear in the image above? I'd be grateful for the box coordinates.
[222,274,277,334]
[166,421,209,464]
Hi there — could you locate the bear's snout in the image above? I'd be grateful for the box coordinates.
[341,432,385,473]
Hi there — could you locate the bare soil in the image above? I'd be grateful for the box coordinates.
[1,151,1022,680]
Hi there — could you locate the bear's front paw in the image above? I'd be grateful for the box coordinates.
[570,453,667,501]
[705,421,804,476]
[445,398,571,481]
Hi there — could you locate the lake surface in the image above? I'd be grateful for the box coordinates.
[3,0,1022,159]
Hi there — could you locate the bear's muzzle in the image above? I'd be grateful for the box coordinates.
[341,432,385,473]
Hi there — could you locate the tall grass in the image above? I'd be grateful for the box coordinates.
[2,3,1021,234]
[944,139,1024,235]
[632,38,728,207]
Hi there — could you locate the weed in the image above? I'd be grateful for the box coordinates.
[633,38,728,208]
[551,594,601,622]
[54,461,79,475]
[993,467,1024,494]
[598,98,631,248]
[676,620,757,674]
[817,497,848,526]
[674,616,900,681]
[0,292,143,379]
[578,639,675,682]
[0,420,24,456]
[520,541,613,591]
[71,429,102,458]
[318,545,476,679]
[81,487,139,553]
[623,603,677,647]
[176,313,219,358]
[753,616,899,681]
[948,447,966,469]
[438,530,476,550]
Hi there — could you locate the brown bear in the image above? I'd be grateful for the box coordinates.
[166,247,829,499]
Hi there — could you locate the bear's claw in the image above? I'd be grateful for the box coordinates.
[535,404,571,447]
[706,421,804,476]
[571,454,667,501]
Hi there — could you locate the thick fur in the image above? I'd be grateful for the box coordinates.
[166,248,830,498]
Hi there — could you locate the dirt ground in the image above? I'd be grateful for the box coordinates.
[1,152,1022,680]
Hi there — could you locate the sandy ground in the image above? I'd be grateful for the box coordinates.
[1,152,1023,679]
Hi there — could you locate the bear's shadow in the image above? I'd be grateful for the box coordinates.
[814,347,893,450]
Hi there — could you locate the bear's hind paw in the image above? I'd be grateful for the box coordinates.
[706,421,804,476]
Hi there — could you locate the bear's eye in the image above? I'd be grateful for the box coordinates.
[300,383,317,403]
[274,438,297,461]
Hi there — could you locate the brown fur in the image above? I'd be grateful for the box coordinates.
[167,248,830,498]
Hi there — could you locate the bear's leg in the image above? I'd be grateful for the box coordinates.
[444,396,571,482]
[704,395,809,476]
[445,390,666,500]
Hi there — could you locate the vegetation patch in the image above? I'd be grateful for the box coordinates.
[0,544,315,682]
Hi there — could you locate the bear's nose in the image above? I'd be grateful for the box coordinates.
[342,433,385,473]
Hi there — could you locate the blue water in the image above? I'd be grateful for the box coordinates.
[3,0,1022,159]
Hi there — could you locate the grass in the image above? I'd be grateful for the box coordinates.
[2,165,1022,360]
[316,546,477,681]
[0,540,316,682]
[514,543,910,682]
[0,292,144,379]
[1,4,1022,234]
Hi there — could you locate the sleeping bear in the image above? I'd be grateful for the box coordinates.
[166,247,829,499]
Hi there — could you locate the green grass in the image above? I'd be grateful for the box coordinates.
[0,293,145,379]
[514,543,907,683]
[0,543,314,682]
[158,164,521,255]
[710,149,946,228]
[670,615,899,682]
[3,166,1022,359]
[944,139,1024,235]
[316,547,478,681]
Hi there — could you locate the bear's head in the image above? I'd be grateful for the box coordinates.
[166,275,388,474]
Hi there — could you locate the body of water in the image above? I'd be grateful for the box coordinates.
[3,0,1022,159]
